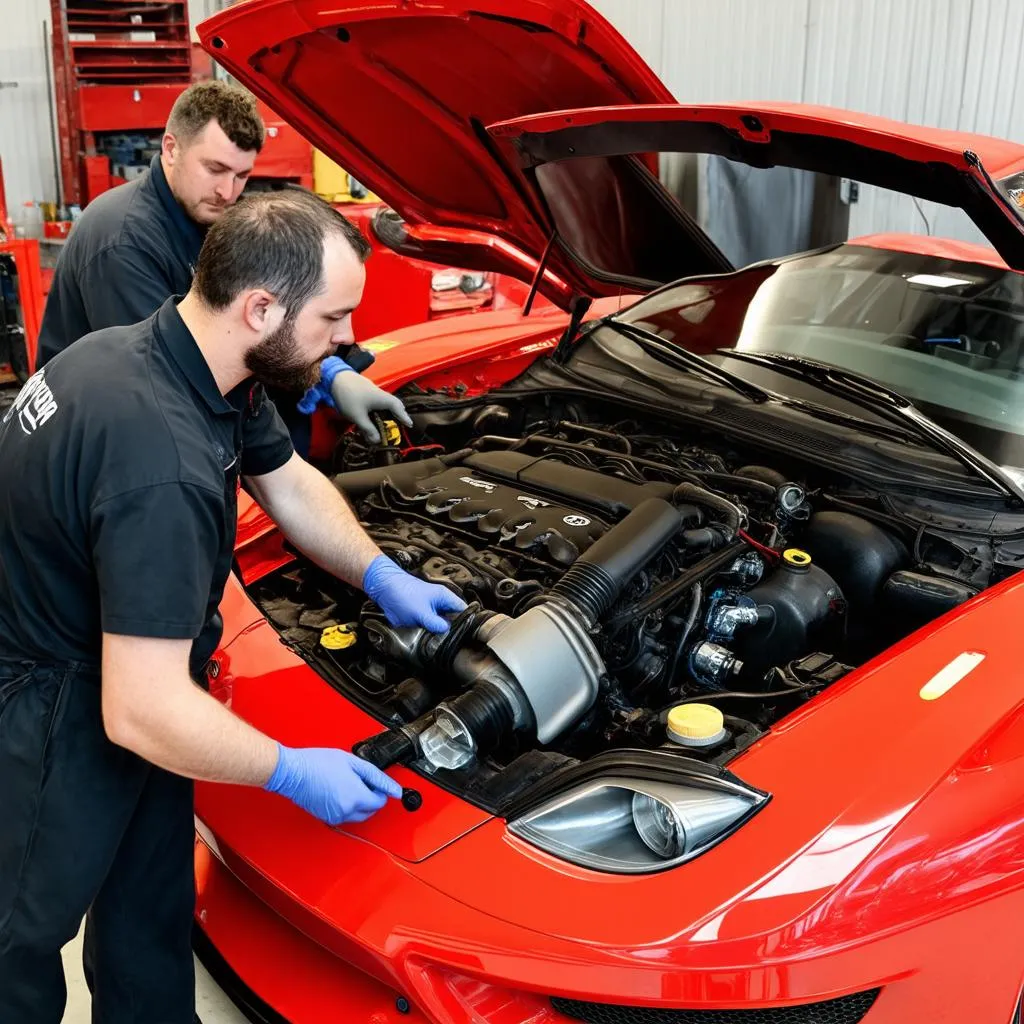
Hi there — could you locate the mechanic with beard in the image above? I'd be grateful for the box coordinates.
[0,188,466,1024]
[36,78,406,449]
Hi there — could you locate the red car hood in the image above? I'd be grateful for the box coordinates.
[196,0,678,309]
[199,4,1024,292]
[489,102,1024,276]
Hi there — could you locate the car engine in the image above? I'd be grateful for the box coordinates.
[249,395,998,810]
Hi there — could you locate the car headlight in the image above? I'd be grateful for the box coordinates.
[508,771,767,874]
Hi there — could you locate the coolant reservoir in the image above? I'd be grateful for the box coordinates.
[735,548,845,674]
[666,703,727,748]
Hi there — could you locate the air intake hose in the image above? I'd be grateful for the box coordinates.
[548,498,683,625]
[355,499,685,770]
[672,483,742,541]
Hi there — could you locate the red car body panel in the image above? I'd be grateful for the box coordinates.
[346,203,439,340]
[343,203,547,340]
[197,563,1024,1021]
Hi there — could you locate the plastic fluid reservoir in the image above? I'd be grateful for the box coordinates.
[666,703,727,748]
[736,548,845,674]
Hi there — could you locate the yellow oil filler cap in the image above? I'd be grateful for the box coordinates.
[320,623,358,650]
[381,419,402,446]
[782,548,812,571]
[666,703,727,748]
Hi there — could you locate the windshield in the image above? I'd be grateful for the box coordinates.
[617,244,1024,468]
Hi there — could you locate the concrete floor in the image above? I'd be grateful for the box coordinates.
[60,922,250,1023]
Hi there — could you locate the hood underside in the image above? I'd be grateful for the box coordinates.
[199,5,1024,304]
[489,103,1024,276]
[197,0,679,307]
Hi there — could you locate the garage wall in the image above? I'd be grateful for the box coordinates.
[0,2,59,231]
[589,0,1024,246]
[3,0,1024,245]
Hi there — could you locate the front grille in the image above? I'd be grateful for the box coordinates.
[551,988,880,1024]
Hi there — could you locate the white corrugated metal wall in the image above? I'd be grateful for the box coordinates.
[2,0,1023,243]
[590,0,1024,245]
[0,0,61,231]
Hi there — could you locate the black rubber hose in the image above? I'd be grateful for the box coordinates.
[734,465,787,488]
[429,605,494,676]
[557,420,632,453]
[672,483,742,540]
[681,526,727,553]
[664,583,702,688]
[474,434,776,498]
[441,683,516,756]
[353,728,417,769]
[548,497,683,624]
[606,539,746,631]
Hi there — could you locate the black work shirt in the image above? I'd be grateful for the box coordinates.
[36,158,378,378]
[37,154,203,369]
[0,298,294,677]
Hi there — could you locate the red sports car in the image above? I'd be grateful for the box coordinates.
[192,2,1024,1022]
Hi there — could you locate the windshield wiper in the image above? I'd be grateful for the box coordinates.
[593,319,774,404]
[718,350,1024,503]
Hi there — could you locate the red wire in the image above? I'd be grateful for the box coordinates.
[738,529,780,560]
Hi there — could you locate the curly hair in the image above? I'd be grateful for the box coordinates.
[166,80,265,153]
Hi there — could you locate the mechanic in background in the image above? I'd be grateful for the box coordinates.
[36,77,405,443]
[0,189,465,1024]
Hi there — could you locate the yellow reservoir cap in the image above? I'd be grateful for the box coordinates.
[381,419,402,446]
[783,548,812,568]
[320,623,357,650]
[666,703,727,747]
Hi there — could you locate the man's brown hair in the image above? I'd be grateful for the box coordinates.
[193,189,371,316]
[166,80,265,153]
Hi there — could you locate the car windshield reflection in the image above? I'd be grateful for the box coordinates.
[617,245,1024,468]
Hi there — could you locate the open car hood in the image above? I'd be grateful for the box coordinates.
[488,102,1024,281]
[196,0,683,309]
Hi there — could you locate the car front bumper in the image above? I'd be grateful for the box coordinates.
[194,823,1024,1024]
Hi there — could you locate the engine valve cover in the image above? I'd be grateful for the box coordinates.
[386,466,607,564]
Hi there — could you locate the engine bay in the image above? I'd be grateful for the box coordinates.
[249,389,1011,813]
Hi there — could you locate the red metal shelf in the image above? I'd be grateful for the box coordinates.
[51,0,191,205]
[67,20,188,28]
[70,40,188,48]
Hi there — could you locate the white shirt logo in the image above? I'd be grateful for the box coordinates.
[3,369,59,435]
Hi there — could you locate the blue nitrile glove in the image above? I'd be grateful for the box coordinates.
[298,356,412,443]
[263,744,402,826]
[363,554,467,633]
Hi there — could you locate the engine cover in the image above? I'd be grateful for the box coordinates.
[386,465,607,565]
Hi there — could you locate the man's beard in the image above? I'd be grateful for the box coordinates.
[245,317,323,393]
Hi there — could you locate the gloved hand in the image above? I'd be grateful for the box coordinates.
[363,554,467,633]
[297,356,412,444]
[263,744,402,826]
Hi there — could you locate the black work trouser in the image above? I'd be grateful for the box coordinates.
[0,659,196,1023]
